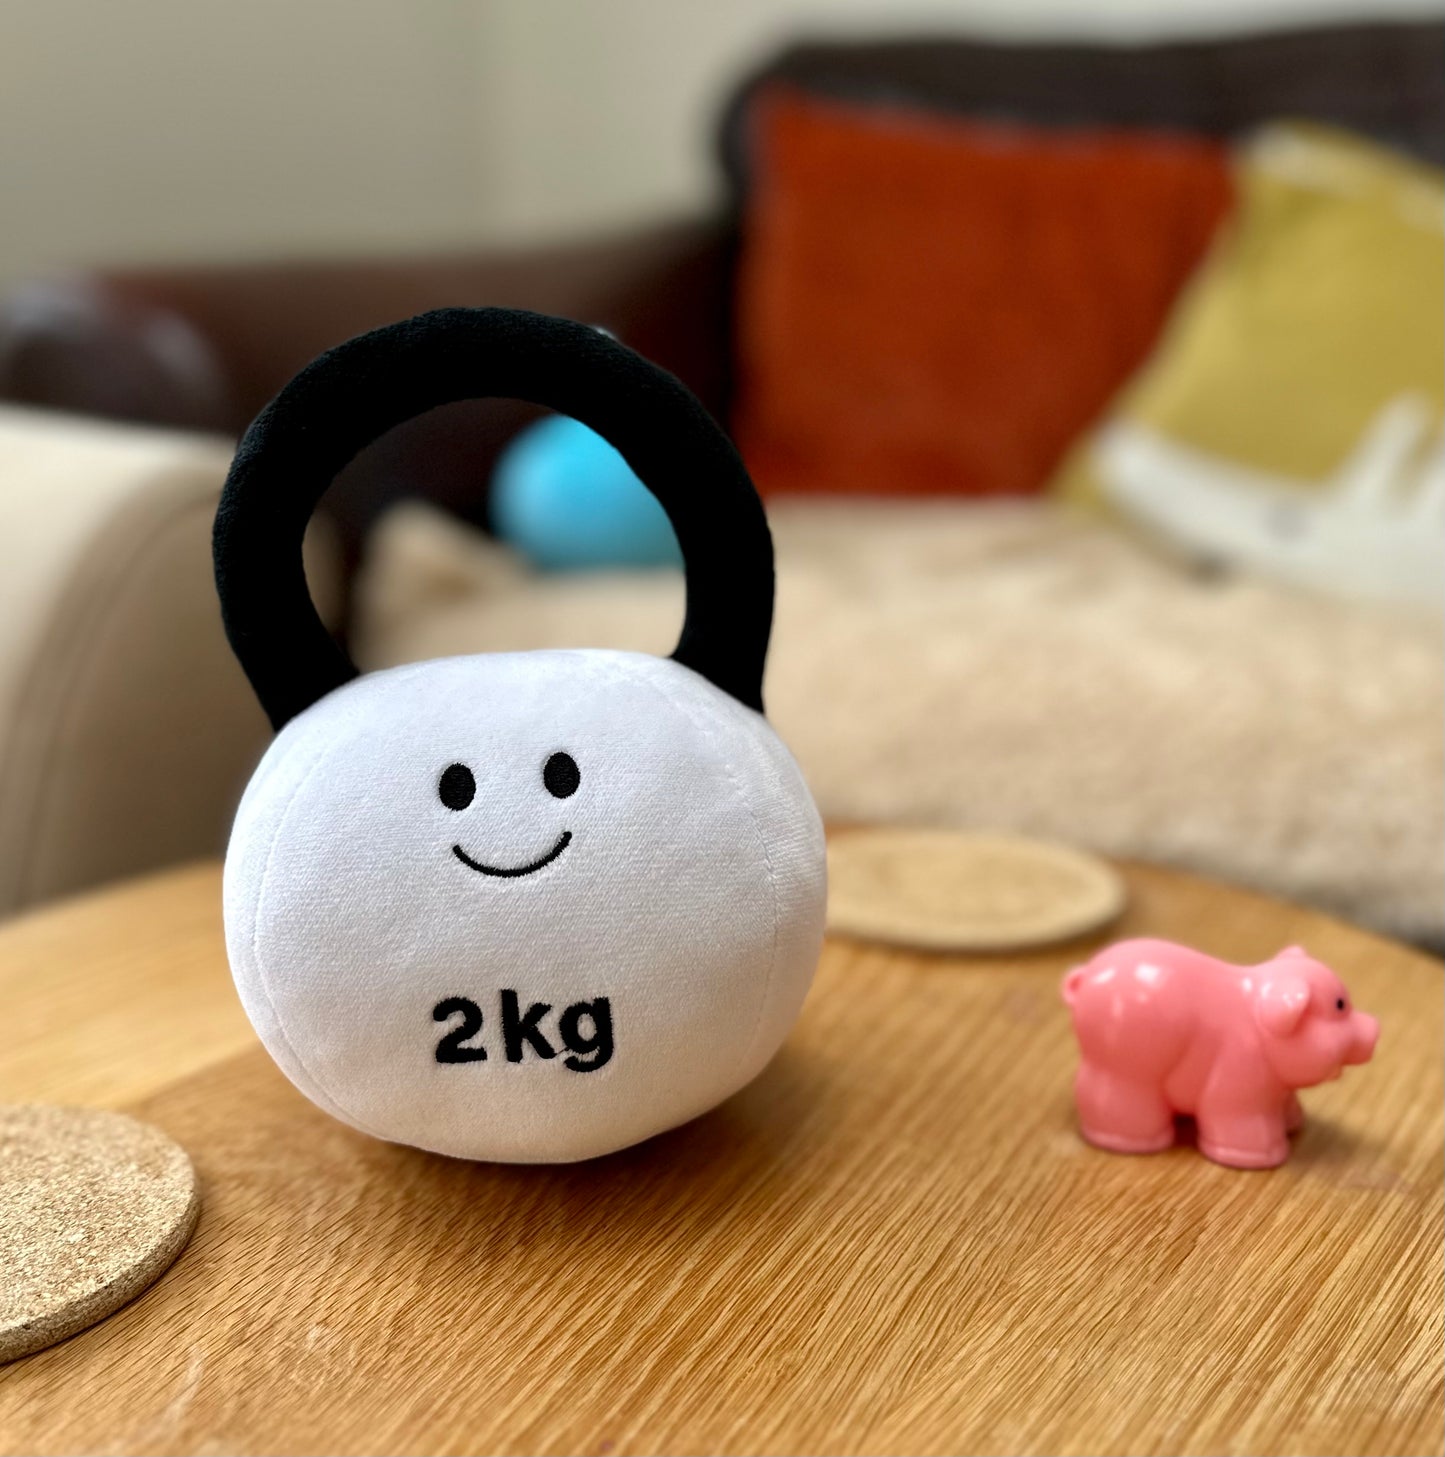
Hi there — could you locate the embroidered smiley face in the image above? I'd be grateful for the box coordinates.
[440,752,580,877]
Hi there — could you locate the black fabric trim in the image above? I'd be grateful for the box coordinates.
[214,307,774,729]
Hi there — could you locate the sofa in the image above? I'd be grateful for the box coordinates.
[0,20,1440,940]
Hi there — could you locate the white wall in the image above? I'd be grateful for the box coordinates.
[0,0,485,286]
[1,0,1438,287]
[473,0,1445,245]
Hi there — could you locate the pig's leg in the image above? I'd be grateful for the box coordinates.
[1074,1062,1174,1154]
[1284,1092,1305,1134]
[1195,1098,1290,1169]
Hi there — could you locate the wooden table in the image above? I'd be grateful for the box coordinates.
[0,860,1439,1456]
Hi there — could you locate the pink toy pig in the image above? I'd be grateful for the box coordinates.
[1062,939,1378,1168]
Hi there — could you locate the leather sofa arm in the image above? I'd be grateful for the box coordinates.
[100,216,735,421]
[0,217,736,570]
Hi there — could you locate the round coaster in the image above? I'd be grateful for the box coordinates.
[826,828,1126,952]
[0,1105,199,1363]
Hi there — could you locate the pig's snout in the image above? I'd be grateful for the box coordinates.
[1346,1012,1379,1065]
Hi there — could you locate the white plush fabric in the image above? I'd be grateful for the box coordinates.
[355,499,1444,944]
[223,648,825,1163]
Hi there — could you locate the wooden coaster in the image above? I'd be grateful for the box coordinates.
[827,828,1126,952]
[0,1105,199,1363]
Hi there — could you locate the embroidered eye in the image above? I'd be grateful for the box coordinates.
[438,763,476,811]
[543,752,580,799]
[1335,996,1347,1012]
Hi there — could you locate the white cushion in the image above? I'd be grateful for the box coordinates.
[0,407,260,911]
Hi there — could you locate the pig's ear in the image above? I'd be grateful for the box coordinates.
[1257,975,1311,1037]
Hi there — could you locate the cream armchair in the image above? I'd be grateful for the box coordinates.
[0,406,333,916]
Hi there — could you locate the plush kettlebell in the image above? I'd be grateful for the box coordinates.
[215,308,826,1163]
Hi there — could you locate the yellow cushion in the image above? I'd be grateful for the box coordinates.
[1054,124,1444,608]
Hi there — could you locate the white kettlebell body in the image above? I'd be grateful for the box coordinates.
[215,308,826,1163]
[225,649,824,1162]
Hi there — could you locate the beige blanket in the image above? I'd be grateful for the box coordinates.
[355,499,1443,944]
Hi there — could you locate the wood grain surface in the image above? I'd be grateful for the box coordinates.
[0,859,1439,1456]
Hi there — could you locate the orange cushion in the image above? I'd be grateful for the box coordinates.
[734,89,1234,497]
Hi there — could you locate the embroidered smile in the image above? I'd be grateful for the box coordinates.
[452,831,572,878]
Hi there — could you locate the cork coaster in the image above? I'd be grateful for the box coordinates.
[827,828,1126,952]
[0,1105,199,1363]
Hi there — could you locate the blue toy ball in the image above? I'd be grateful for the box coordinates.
[491,414,682,571]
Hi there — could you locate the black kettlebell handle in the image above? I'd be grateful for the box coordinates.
[214,307,774,730]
